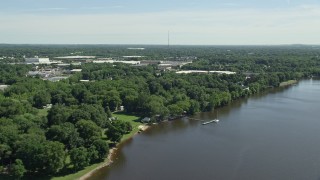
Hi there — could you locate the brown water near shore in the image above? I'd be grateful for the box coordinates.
[88,79,320,180]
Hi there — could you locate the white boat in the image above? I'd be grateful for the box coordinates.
[202,111,219,125]
[202,119,219,125]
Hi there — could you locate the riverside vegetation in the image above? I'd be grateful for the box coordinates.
[0,45,320,179]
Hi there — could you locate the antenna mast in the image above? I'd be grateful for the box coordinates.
[168,31,170,48]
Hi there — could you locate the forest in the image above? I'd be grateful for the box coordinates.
[0,45,320,179]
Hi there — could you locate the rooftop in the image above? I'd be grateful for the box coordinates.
[55,56,96,59]
[176,70,236,75]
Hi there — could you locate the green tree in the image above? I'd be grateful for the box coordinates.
[87,146,99,163]
[113,120,132,134]
[0,99,26,118]
[168,104,183,116]
[15,136,44,172]
[0,120,19,147]
[103,90,122,111]
[32,90,51,108]
[13,114,37,133]
[68,109,91,124]
[69,104,107,127]
[268,73,280,87]
[46,122,82,150]
[105,106,112,118]
[188,100,200,115]
[75,120,101,145]
[42,141,66,173]
[0,144,12,166]
[47,104,71,126]
[92,139,109,160]
[51,90,68,105]
[11,159,26,179]
[105,125,122,143]
[69,147,90,170]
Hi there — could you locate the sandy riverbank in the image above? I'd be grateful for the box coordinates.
[138,124,149,131]
[78,124,150,180]
[78,148,116,180]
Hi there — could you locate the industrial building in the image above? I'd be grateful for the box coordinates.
[25,57,51,64]
[54,56,96,62]
[93,60,140,65]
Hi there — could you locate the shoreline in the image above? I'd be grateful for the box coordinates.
[78,124,150,180]
[77,80,298,180]
[78,148,116,180]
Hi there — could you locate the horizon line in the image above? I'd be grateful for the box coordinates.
[1,43,319,46]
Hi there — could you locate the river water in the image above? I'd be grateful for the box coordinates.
[89,79,320,180]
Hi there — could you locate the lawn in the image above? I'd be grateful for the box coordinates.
[112,112,142,141]
[279,80,297,87]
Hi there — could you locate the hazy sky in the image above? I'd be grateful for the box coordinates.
[1,0,320,45]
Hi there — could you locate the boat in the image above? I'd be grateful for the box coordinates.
[202,111,219,125]
[202,119,219,125]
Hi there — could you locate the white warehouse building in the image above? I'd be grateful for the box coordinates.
[25,57,51,64]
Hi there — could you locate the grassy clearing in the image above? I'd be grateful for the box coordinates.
[279,80,297,87]
[50,113,141,180]
[51,162,105,180]
[112,112,142,141]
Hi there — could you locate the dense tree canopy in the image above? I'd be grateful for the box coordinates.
[1,45,320,178]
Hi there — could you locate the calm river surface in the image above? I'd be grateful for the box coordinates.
[89,79,320,180]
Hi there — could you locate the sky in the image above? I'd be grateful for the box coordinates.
[0,0,320,45]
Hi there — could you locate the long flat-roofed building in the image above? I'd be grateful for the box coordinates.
[93,60,140,65]
[25,57,50,64]
[55,56,96,59]
[54,56,96,63]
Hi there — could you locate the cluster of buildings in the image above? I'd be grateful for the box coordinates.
[23,54,236,82]
[157,61,193,70]
[23,56,194,71]
[26,67,69,82]
[24,56,93,65]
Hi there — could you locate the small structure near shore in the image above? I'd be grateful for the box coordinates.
[141,117,151,123]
